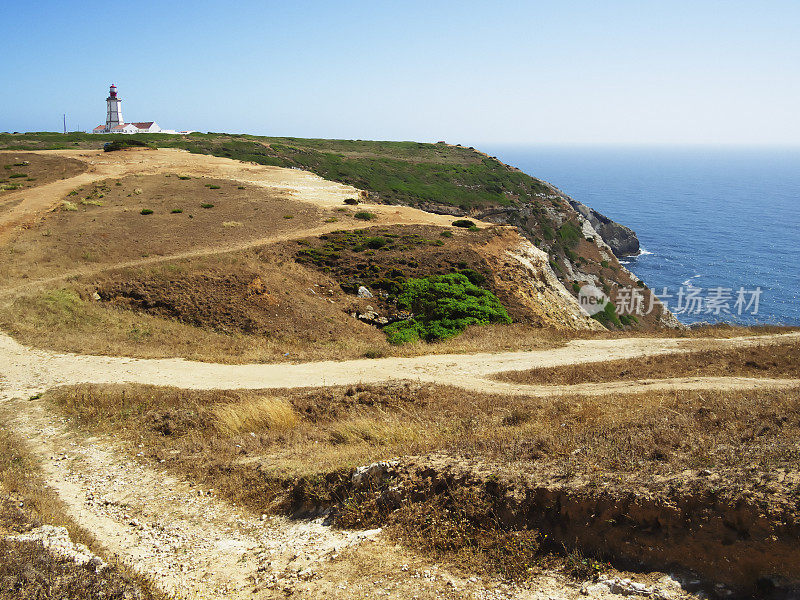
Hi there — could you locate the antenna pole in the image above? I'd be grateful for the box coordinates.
[63,114,66,134]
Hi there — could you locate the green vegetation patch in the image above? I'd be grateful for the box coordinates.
[384,273,511,344]
[103,139,151,152]
[591,301,622,329]
[557,221,582,247]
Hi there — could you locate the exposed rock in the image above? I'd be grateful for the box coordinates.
[7,525,107,571]
[351,460,399,487]
[474,229,605,331]
[357,286,373,299]
[567,199,640,257]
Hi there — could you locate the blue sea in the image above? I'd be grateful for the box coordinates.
[482,146,800,326]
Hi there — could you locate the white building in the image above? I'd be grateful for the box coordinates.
[92,84,190,134]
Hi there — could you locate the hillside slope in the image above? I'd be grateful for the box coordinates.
[0,132,678,330]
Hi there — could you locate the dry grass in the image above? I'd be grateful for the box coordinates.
[0,152,85,200]
[0,173,324,287]
[0,279,565,365]
[496,338,800,385]
[0,538,156,600]
[43,381,800,586]
[211,397,298,435]
[46,379,800,498]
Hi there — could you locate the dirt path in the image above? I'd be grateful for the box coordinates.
[0,395,388,598]
[2,325,784,600]
[2,328,798,397]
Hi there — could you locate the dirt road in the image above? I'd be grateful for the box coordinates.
[2,328,799,399]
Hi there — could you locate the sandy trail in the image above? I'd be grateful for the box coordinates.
[2,328,798,397]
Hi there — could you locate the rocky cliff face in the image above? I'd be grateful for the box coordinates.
[471,179,680,330]
[566,199,640,258]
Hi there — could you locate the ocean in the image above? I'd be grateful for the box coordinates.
[481,146,800,326]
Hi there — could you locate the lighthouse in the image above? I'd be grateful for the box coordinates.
[106,84,123,130]
[92,84,189,134]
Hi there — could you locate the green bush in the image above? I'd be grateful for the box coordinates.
[558,222,582,247]
[200,203,214,209]
[383,273,510,344]
[365,236,388,249]
[591,301,622,328]
[171,208,183,214]
[140,208,153,215]
[451,219,475,228]
[354,211,376,221]
[103,139,150,152]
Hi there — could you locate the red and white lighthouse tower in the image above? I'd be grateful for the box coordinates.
[106,84,123,130]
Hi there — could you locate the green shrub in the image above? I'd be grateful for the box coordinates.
[458,268,486,286]
[383,273,510,344]
[354,211,376,221]
[558,222,582,247]
[103,139,150,152]
[283,214,294,219]
[344,198,359,205]
[140,208,154,215]
[200,203,214,209]
[451,219,475,228]
[591,301,622,328]
[440,230,453,238]
[365,236,388,249]
[171,208,183,214]
[206,184,221,190]
[9,173,27,178]
[177,175,191,180]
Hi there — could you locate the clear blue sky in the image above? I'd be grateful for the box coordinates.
[1,0,798,145]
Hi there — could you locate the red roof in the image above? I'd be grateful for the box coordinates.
[93,125,106,131]
[131,122,155,128]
